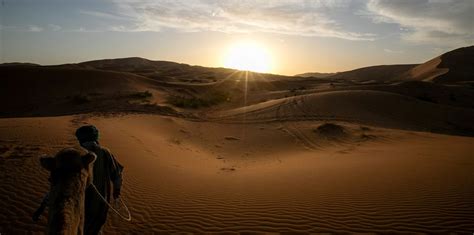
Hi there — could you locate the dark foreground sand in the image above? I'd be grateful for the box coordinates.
[0,114,473,233]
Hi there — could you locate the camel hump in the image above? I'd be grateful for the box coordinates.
[57,147,82,156]
[41,148,96,172]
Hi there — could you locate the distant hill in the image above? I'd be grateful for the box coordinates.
[299,64,417,82]
[299,45,474,83]
[0,62,40,67]
[77,57,238,83]
[326,64,417,82]
[296,72,336,78]
[0,66,176,117]
[406,45,474,83]
[78,57,183,73]
[3,46,472,84]
[0,57,298,117]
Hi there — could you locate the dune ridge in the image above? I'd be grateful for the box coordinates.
[215,90,474,136]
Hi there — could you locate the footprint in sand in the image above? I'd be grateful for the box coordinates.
[1,144,41,160]
[220,167,236,172]
[0,145,10,155]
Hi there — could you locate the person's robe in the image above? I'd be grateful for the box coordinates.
[84,146,123,235]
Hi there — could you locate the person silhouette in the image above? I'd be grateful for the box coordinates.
[75,125,124,235]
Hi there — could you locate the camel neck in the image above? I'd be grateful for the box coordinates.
[47,185,87,234]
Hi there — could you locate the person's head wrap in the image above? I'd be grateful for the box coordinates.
[75,125,99,144]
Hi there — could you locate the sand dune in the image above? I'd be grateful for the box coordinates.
[327,64,416,82]
[348,81,474,109]
[0,66,177,117]
[407,56,448,82]
[298,46,474,84]
[79,57,248,84]
[407,45,474,83]
[215,90,474,136]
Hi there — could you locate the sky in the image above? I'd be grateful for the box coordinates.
[1,0,473,75]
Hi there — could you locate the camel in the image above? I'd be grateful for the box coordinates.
[40,148,96,235]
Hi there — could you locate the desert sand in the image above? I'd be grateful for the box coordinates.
[1,115,473,233]
[0,46,473,233]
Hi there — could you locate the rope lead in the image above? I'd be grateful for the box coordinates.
[91,184,132,221]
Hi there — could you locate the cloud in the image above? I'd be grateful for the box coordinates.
[0,25,16,30]
[79,10,130,21]
[27,25,44,32]
[1,24,50,32]
[48,24,62,31]
[104,0,376,41]
[2,24,63,32]
[383,48,403,54]
[366,0,474,46]
[65,27,102,33]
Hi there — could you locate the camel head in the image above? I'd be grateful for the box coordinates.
[40,148,96,235]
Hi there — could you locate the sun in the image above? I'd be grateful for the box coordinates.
[222,41,272,73]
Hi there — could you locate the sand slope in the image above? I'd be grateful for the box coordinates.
[407,45,474,83]
[328,64,416,82]
[408,56,448,81]
[0,66,177,117]
[298,46,473,83]
[215,90,474,136]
